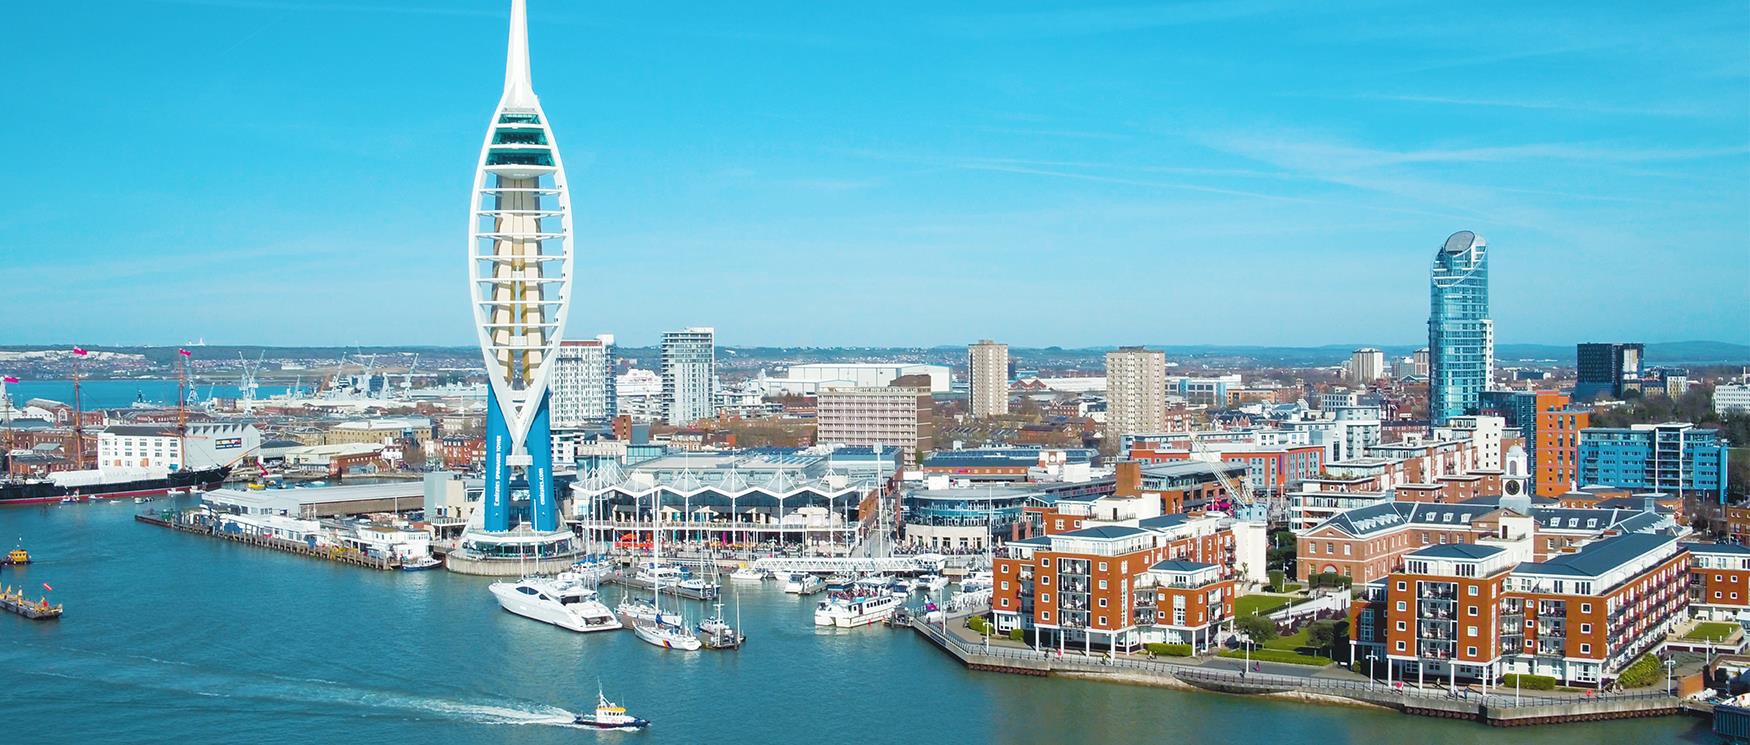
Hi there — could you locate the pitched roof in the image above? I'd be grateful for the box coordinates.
[1516,533,1676,578]
[1057,525,1147,540]
[1684,542,1750,556]
[1410,543,1504,560]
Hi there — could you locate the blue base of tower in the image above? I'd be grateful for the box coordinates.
[482,391,560,533]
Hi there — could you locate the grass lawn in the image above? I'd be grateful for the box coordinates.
[1235,595,1291,618]
[1686,621,1739,641]
[1263,626,1310,651]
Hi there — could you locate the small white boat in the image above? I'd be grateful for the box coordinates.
[728,566,766,583]
[959,570,994,594]
[615,597,683,627]
[633,618,703,650]
[401,556,443,571]
[814,594,902,628]
[489,573,622,633]
[914,574,949,592]
[885,579,913,599]
[573,689,649,730]
[784,574,824,595]
[133,496,148,504]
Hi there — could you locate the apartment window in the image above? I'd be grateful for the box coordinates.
[1579,623,1590,634]
[1467,585,1478,597]
[1343,544,1351,556]
[1397,601,1407,612]
[1041,558,1051,568]
[1041,611,1051,621]
[1397,581,1407,592]
[1467,606,1478,617]
[1396,621,1407,631]
[1041,593,1050,603]
[1000,598,1010,608]
[1001,581,1010,591]
[1467,646,1478,657]
[1098,580,1108,590]
[1098,616,1107,626]
[1041,576,1050,586]
[1579,643,1591,655]
[1098,598,1108,608]
[1580,603,1591,614]
[1396,641,1407,651]
[1098,562,1108,572]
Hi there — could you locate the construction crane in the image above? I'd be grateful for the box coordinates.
[1189,433,1262,522]
[401,353,420,392]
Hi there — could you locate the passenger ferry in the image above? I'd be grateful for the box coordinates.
[488,572,622,633]
[813,593,902,628]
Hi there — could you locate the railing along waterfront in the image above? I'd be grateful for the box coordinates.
[910,619,1678,712]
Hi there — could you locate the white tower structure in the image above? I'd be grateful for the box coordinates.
[466,0,575,537]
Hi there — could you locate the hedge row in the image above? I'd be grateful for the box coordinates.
[967,616,989,634]
[1501,674,1557,691]
[1617,654,1662,688]
[1217,648,1331,667]
[1146,643,1193,657]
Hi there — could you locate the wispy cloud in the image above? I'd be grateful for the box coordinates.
[1307,92,1715,119]
[140,0,497,18]
[930,1,1302,39]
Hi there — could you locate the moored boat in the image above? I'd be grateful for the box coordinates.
[489,574,623,633]
[814,593,901,628]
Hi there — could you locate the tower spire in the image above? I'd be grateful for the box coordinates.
[501,0,538,110]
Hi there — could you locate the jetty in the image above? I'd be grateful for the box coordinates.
[603,573,721,601]
[909,615,1680,727]
[1,586,62,620]
[135,512,398,571]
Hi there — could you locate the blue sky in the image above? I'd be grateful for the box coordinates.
[3,1,1746,349]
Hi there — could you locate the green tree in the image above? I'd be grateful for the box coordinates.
[1235,613,1277,643]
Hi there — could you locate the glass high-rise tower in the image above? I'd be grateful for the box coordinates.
[1428,231,1491,425]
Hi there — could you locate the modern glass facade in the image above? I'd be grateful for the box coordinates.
[1428,231,1491,425]
[1577,423,1729,503]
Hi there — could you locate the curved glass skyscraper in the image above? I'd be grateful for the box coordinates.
[467,0,573,534]
[1428,231,1491,425]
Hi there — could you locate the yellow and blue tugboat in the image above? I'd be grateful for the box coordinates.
[3,548,29,566]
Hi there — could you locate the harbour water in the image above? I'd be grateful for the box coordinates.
[0,500,1709,744]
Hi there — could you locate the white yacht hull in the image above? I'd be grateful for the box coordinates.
[489,583,622,633]
[633,621,702,651]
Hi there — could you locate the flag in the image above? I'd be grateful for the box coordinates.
[178,349,192,357]
[2,376,16,384]
[41,583,53,592]
[72,347,88,356]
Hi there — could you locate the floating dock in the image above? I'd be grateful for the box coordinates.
[135,512,398,571]
[1,586,62,620]
[603,574,721,601]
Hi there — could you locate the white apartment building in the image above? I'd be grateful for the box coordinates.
[551,334,616,430]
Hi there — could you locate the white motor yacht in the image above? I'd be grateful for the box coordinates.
[959,570,994,594]
[488,573,622,633]
[914,574,949,593]
[814,594,902,628]
[728,566,766,583]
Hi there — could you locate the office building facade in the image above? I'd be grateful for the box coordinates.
[814,385,934,463]
[1574,343,1644,402]
[1578,422,1729,502]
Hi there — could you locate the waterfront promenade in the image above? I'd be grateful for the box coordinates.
[910,612,1683,727]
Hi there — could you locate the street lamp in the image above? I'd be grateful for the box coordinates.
[1367,652,1378,685]
[1666,658,1678,696]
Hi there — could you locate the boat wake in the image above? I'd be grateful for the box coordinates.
[8,643,576,727]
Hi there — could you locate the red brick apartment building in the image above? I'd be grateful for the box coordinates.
[992,513,1240,652]
[1352,532,1688,689]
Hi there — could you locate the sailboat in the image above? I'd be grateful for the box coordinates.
[697,594,746,650]
[631,498,701,651]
